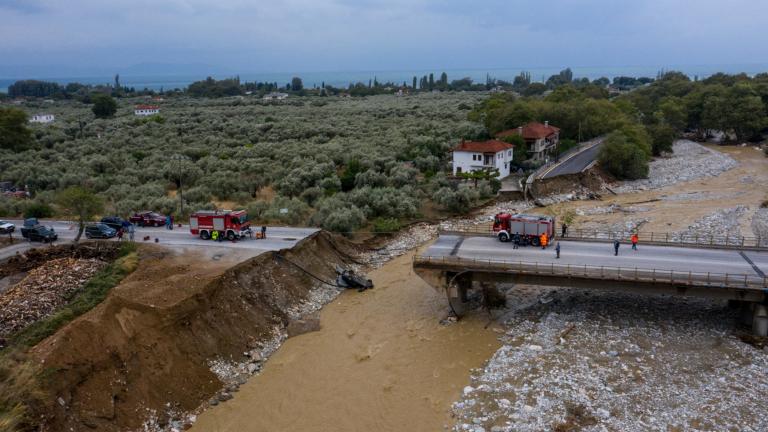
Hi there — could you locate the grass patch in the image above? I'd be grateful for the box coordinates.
[8,242,138,349]
[0,352,45,432]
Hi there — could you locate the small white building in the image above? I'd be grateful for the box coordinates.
[263,92,289,101]
[134,105,160,116]
[30,113,55,123]
[452,139,515,179]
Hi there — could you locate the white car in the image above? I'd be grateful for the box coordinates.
[0,220,15,234]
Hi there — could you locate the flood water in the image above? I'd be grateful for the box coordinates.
[192,251,501,431]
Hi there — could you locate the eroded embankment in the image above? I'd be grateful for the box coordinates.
[29,231,358,432]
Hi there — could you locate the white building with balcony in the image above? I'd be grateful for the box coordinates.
[452,139,515,179]
[134,105,160,116]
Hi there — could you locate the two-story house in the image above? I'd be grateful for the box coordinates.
[30,113,55,123]
[135,105,160,116]
[496,121,559,161]
[452,139,515,179]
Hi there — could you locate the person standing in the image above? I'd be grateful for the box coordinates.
[555,241,561,259]
[169,214,174,230]
[211,230,219,242]
[261,225,267,239]
[117,228,124,242]
[513,232,520,249]
[613,239,620,256]
[128,224,135,241]
[540,232,548,249]
[631,233,638,251]
[561,223,568,238]
[165,215,172,230]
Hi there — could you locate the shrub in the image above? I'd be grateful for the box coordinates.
[320,206,366,234]
[372,217,401,233]
[432,185,479,213]
[23,201,54,219]
[598,130,650,179]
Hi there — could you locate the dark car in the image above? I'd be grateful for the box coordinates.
[85,223,117,239]
[100,216,128,231]
[20,218,41,238]
[128,211,166,227]
[26,225,58,243]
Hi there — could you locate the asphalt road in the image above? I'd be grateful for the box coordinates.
[0,220,318,261]
[541,140,603,179]
[422,235,768,279]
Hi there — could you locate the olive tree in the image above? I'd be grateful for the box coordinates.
[56,186,104,242]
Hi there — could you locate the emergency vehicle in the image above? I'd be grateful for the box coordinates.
[492,213,555,246]
[189,210,252,241]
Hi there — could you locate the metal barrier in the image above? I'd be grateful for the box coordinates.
[438,225,767,250]
[413,255,768,290]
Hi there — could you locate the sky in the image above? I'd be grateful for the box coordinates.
[1,0,767,78]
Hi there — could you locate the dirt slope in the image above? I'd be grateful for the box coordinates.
[30,232,358,431]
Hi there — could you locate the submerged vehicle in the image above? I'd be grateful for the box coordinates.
[335,265,374,292]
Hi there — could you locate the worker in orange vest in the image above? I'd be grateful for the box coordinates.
[631,233,638,251]
[540,232,548,249]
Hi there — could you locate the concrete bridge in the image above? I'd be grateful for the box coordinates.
[414,233,768,335]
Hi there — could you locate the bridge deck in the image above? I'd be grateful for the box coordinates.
[419,235,767,290]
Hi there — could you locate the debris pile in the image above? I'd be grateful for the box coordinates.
[612,140,738,193]
[0,257,106,338]
[452,289,768,431]
[671,206,748,243]
[574,204,650,216]
[362,222,437,267]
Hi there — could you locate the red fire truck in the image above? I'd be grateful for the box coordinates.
[492,213,555,246]
[189,210,252,241]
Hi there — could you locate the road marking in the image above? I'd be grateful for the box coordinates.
[739,251,766,277]
[450,237,465,256]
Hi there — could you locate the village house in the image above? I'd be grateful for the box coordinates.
[30,113,55,123]
[496,121,560,161]
[134,105,160,116]
[263,92,289,101]
[452,139,515,179]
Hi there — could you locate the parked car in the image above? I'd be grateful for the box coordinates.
[20,218,41,238]
[128,211,166,227]
[85,223,117,239]
[25,225,58,243]
[100,216,129,231]
[0,220,15,234]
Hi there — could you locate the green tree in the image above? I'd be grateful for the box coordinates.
[0,107,34,152]
[56,186,104,242]
[598,130,649,180]
[646,123,676,156]
[91,94,117,118]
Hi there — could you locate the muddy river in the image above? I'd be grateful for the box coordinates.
[192,251,501,431]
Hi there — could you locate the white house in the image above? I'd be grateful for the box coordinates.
[29,113,55,123]
[263,92,289,101]
[452,139,515,179]
[134,105,160,116]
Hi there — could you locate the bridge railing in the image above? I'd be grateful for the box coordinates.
[413,255,767,290]
[437,225,767,250]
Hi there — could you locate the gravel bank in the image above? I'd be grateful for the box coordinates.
[752,208,768,247]
[452,289,768,432]
[671,206,748,243]
[612,140,738,193]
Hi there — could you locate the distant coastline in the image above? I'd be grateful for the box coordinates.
[2,63,768,93]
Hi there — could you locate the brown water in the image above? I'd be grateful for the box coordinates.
[192,251,501,432]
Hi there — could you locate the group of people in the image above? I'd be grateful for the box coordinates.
[511,223,640,260]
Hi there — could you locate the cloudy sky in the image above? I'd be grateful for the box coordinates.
[1,0,766,77]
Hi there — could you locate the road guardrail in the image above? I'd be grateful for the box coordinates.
[413,255,768,290]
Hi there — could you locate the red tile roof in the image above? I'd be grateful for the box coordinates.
[135,105,160,110]
[496,122,559,140]
[454,139,514,153]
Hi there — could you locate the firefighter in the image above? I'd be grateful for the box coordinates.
[540,232,548,249]
[631,233,639,251]
[211,230,219,241]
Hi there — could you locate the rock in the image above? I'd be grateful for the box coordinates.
[527,345,543,351]
[209,398,219,406]
[608,350,619,357]
[247,363,259,374]
[596,408,611,419]
[249,351,263,362]
[57,397,66,407]
[218,392,233,402]
[464,386,474,395]
[286,312,321,337]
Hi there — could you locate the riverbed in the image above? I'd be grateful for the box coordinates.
[192,250,501,431]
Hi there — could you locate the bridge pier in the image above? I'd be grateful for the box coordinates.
[446,272,472,316]
[753,304,768,337]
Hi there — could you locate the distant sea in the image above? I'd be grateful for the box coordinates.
[2,64,768,93]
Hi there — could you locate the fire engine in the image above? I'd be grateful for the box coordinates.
[492,213,555,246]
[189,210,252,241]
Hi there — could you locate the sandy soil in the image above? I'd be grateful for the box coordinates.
[192,250,502,432]
[553,144,768,236]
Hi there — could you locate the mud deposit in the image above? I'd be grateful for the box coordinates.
[192,251,502,432]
